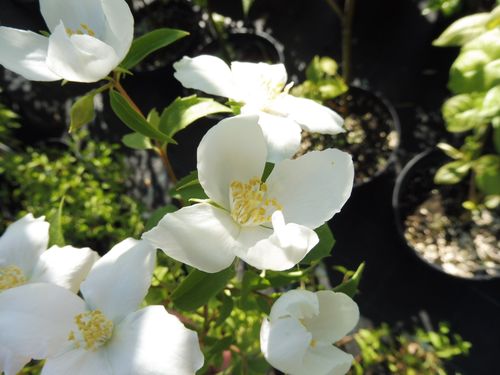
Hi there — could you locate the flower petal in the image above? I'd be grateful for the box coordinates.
[100,0,134,61]
[197,115,267,208]
[0,345,30,375]
[0,214,49,276]
[108,306,204,375]
[80,239,155,323]
[231,61,287,104]
[266,149,354,229]
[257,113,302,163]
[42,349,112,375]
[238,211,318,271]
[0,27,59,81]
[0,283,86,360]
[269,289,319,321]
[142,204,238,273]
[303,291,359,343]
[40,0,105,35]
[46,21,119,83]
[260,316,311,374]
[173,55,237,98]
[297,343,353,375]
[276,95,345,134]
[30,246,98,293]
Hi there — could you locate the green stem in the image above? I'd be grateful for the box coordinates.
[324,0,344,20]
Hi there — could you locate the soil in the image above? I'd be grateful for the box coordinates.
[296,87,399,186]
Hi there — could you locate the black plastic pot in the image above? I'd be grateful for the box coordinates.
[392,148,499,281]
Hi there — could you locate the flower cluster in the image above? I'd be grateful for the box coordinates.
[0,0,361,374]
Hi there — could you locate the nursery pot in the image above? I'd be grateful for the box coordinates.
[392,148,500,281]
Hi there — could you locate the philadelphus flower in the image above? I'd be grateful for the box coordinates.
[0,214,98,375]
[260,290,359,375]
[143,115,353,273]
[173,55,345,162]
[0,0,134,82]
[0,238,204,375]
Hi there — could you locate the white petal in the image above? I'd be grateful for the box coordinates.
[173,55,237,98]
[260,316,311,374]
[108,306,204,375]
[231,61,287,104]
[0,283,86,359]
[0,28,60,81]
[238,211,318,271]
[0,345,30,375]
[197,115,267,208]
[257,113,302,163]
[80,239,155,323]
[100,0,134,61]
[276,95,345,134]
[266,149,354,229]
[269,289,319,321]
[293,343,353,375]
[46,22,119,83]
[303,291,359,343]
[30,246,98,293]
[0,214,49,276]
[40,0,105,35]
[142,204,238,273]
[42,349,112,375]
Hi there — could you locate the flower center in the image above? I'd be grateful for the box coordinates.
[66,23,96,37]
[0,265,27,292]
[230,177,282,226]
[68,310,113,351]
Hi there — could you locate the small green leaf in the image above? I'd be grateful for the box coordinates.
[433,13,489,47]
[170,170,208,202]
[147,108,161,129]
[172,266,235,311]
[449,50,490,94]
[120,28,189,70]
[434,160,471,184]
[437,143,463,159]
[122,132,153,150]
[473,155,500,195]
[145,204,177,231]
[69,93,95,132]
[301,224,335,264]
[48,198,65,247]
[333,262,365,298]
[215,294,234,326]
[242,0,254,16]
[159,95,232,138]
[481,86,500,119]
[442,93,486,132]
[109,90,173,143]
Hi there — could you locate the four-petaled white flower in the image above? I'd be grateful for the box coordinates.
[173,55,345,162]
[0,0,134,82]
[0,213,98,375]
[0,238,204,375]
[143,115,353,273]
[260,290,359,375]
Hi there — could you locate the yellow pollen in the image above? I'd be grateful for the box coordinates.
[230,177,282,226]
[68,310,113,351]
[65,23,96,37]
[0,265,26,292]
[310,339,317,348]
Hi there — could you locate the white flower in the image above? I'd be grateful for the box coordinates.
[260,290,359,375]
[0,213,98,375]
[0,238,204,375]
[142,115,353,273]
[0,0,134,82]
[173,55,345,162]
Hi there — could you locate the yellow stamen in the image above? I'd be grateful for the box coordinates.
[0,265,26,292]
[68,310,113,351]
[65,23,96,37]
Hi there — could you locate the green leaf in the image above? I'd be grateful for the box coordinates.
[215,294,234,326]
[159,95,232,138]
[145,204,177,231]
[481,85,500,119]
[69,92,95,133]
[333,262,365,298]
[147,108,161,129]
[484,194,500,209]
[122,132,153,150]
[171,266,235,311]
[48,198,65,247]
[434,160,471,184]
[120,28,189,70]
[437,142,463,159]
[473,155,500,195]
[433,13,489,47]
[449,50,490,94]
[109,90,173,143]
[170,170,208,202]
[242,0,254,16]
[442,93,485,132]
[301,224,335,264]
